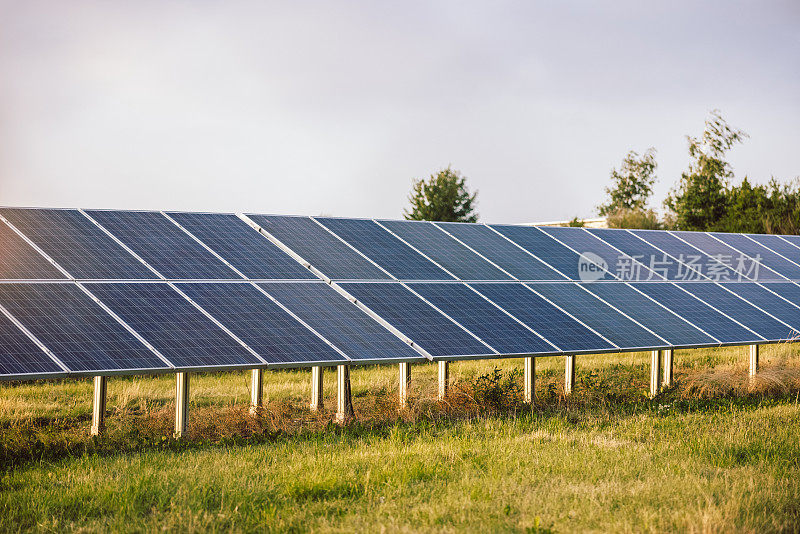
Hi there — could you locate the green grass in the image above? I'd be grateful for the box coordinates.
[2,345,800,533]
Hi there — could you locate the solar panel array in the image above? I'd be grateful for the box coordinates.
[1,207,799,380]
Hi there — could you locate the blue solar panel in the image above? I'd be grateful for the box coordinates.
[261,282,424,362]
[86,210,239,279]
[631,283,760,343]
[318,218,454,280]
[339,282,493,358]
[778,234,800,251]
[671,231,784,281]
[0,216,66,280]
[677,283,797,341]
[378,220,511,281]
[167,212,315,280]
[723,282,800,332]
[491,225,615,281]
[582,283,715,346]
[177,283,346,365]
[472,283,614,352]
[435,222,567,280]
[539,226,662,281]
[0,310,64,376]
[711,232,800,280]
[746,234,800,266]
[0,208,157,280]
[0,283,166,372]
[409,283,555,354]
[629,230,741,281]
[527,282,666,349]
[247,215,390,280]
[586,228,687,280]
[88,283,261,368]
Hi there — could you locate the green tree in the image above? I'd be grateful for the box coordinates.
[597,148,658,216]
[404,167,478,222]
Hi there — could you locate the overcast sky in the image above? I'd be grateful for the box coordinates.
[1,1,798,223]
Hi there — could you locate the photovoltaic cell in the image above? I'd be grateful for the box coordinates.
[671,231,784,281]
[261,282,424,362]
[746,234,800,267]
[86,210,238,279]
[712,232,800,280]
[778,234,800,251]
[435,222,566,280]
[409,283,555,354]
[0,311,64,376]
[0,208,157,280]
[177,283,346,365]
[491,224,615,281]
[582,283,715,346]
[723,282,800,332]
[631,283,760,344]
[318,218,453,280]
[0,283,166,372]
[527,282,666,349]
[167,212,315,280]
[472,283,614,352]
[0,217,66,280]
[630,230,740,281]
[247,215,390,280]
[88,283,261,368]
[677,283,796,341]
[586,228,687,280]
[378,220,511,280]
[339,282,493,358]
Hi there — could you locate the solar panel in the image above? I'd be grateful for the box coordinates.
[247,215,390,280]
[472,283,615,352]
[0,310,64,377]
[586,228,688,280]
[671,231,784,281]
[629,230,740,281]
[378,220,511,281]
[677,282,798,341]
[0,283,167,372]
[491,224,615,281]
[408,283,556,354]
[539,226,662,281]
[339,282,493,358]
[318,218,454,280]
[778,234,800,250]
[86,210,239,279]
[710,232,800,280]
[527,282,666,349]
[435,222,567,280]
[723,282,800,332]
[87,282,261,368]
[746,234,800,265]
[0,217,66,280]
[167,212,316,280]
[631,283,760,344]
[261,282,424,362]
[177,282,347,365]
[582,283,716,346]
[0,208,157,280]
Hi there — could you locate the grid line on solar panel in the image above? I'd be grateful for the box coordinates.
[85,210,240,279]
[407,283,556,354]
[435,222,567,280]
[318,218,454,280]
[677,282,799,341]
[491,225,616,281]
[582,282,716,346]
[87,282,262,368]
[166,212,316,280]
[539,226,663,281]
[0,208,158,280]
[526,282,667,349]
[629,230,741,281]
[586,228,693,280]
[778,234,800,251]
[339,282,494,358]
[0,215,67,280]
[176,283,348,365]
[377,220,511,281]
[260,282,425,362]
[0,309,65,376]
[670,231,785,281]
[246,215,391,280]
[723,282,800,332]
[471,283,616,352]
[0,283,168,372]
[747,234,800,268]
[710,233,800,280]
[630,282,761,344]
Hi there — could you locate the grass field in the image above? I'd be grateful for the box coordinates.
[2,344,800,533]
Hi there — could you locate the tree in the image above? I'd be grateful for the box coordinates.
[597,148,658,216]
[404,167,478,222]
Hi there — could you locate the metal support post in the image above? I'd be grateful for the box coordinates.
[399,362,411,408]
[310,366,324,411]
[175,372,190,438]
[336,365,354,423]
[250,369,263,415]
[564,355,575,395]
[90,375,107,436]
[662,349,673,388]
[524,356,535,404]
[650,350,662,398]
[749,344,759,378]
[438,361,449,400]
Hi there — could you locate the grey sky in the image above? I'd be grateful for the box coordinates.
[1,1,798,223]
